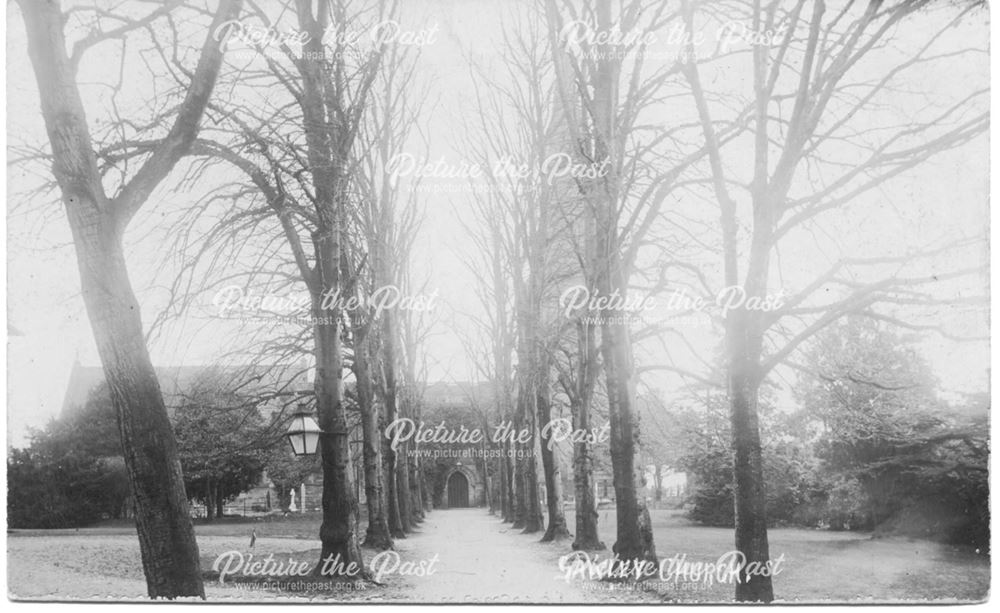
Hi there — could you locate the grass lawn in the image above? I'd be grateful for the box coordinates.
[587,508,989,603]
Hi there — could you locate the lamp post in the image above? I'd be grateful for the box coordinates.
[285,406,322,456]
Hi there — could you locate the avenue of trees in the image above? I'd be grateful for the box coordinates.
[451,0,987,603]
[13,0,436,596]
[9,0,988,604]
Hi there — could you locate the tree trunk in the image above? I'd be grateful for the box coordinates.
[294,0,369,577]
[215,482,224,519]
[401,335,431,517]
[729,366,772,601]
[381,312,406,538]
[53,188,206,599]
[514,342,544,533]
[384,443,405,537]
[397,440,414,531]
[590,0,656,572]
[601,315,657,571]
[522,443,545,532]
[723,172,775,601]
[511,419,529,529]
[355,331,392,550]
[571,324,604,550]
[396,440,416,533]
[312,289,366,578]
[481,424,495,512]
[497,448,509,519]
[727,297,773,601]
[407,456,423,522]
[503,440,516,522]
[494,373,515,523]
[411,437,427,522]
[422,459,434,512]
[538,362,570,542]
[205,480,216,522]
[396,385,414,531]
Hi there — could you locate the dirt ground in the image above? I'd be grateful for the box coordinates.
[6,508,990,603]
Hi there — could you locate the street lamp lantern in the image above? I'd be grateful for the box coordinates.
[286,407,322,456]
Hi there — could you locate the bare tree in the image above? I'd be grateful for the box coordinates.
[461,14,584,536]
[13,0,242,598]
[543,0,690,569]
[347,44,427,544]
[678,0,988,601]
[459,200,518,521]
[168,0,403,577]
[554,321,607,550]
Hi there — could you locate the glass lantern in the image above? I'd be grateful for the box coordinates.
[286,408,322,456]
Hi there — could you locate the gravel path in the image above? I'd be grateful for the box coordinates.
[376,508,652,603]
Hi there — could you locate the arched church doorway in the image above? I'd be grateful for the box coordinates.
[446,470,470,508]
